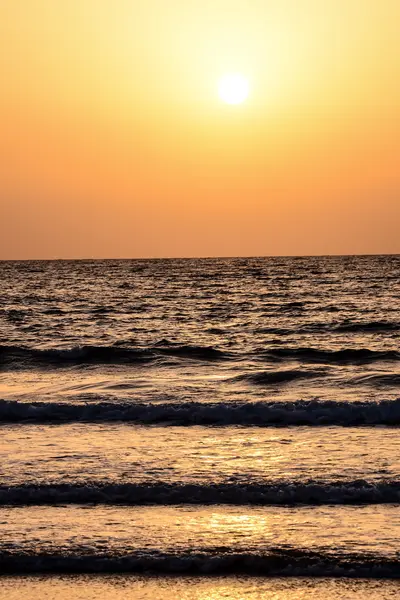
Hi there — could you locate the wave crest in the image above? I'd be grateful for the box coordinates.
[1,399,400,425]
[1,481,399,506]
[0,548,398,577]
[262,348,400,364]
[0,343,227,367]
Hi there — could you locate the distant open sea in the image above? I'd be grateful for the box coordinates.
[0,255,399,598]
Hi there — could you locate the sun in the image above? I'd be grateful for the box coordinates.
[218,73,250,105]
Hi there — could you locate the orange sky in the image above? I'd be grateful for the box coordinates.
[1,0,399,258]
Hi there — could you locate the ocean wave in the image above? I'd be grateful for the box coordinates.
[255,321,400,336]
[0,548,398,577]
[0,343,228,367]
[1,343,398,369]
[155,345,228,360]
[254,327,293,336]
[262,347,400,364]
[1,481,399,506]
[229,369,325,385]
[333,321,400,333]
[278,301,307,312]
[0,345,154,366]
[351,374,400,387]
[1,399,399,425]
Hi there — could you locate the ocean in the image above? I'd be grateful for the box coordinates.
[0,255,399,598]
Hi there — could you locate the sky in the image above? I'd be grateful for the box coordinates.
[0,0,399,259]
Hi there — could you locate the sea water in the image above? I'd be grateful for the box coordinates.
[0,255,399,596]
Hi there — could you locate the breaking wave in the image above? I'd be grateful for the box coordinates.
[0,548,399,577]
[1,481,400,506]
[1,398,400,425]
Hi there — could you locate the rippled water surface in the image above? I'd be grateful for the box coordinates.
[0,256,399,587]
[1,256,399,405]
[1,504,399,555]
[1,577,399,600]
[1,424,399,486]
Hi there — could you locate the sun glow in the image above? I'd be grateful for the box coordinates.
[218,73,250,105]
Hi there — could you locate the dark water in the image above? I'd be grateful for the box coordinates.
[0,255,399,580]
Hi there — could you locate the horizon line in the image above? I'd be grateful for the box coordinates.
[0,252,399,262]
